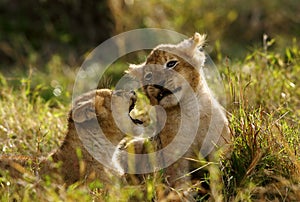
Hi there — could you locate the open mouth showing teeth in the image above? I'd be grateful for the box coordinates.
[129,92,144,125]
[153,85,182,102]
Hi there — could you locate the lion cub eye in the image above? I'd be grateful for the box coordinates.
[144,72,152,81]
[165,60,178,69]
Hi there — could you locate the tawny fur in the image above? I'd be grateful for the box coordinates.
[0,89,141,186]
[127,33,231,191]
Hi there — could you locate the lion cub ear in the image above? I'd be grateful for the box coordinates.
[72,96,104,123]
[192,32,206,48]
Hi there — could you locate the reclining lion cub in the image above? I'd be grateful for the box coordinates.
[0,89,143,186]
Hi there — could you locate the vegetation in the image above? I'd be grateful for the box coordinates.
[220,37,300,201]
[0,36,299,201]
[0,0,299,201]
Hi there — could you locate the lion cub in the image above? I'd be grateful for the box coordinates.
[127,33,231,190]
[0,89,143,185]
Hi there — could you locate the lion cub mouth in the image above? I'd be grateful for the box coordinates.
[112,90,143,125]
[153,85,182,102]
[128,91,144,125]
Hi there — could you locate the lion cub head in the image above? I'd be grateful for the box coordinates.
[71,89,143,145]
[72,89,136,122]
[127,33,206,108]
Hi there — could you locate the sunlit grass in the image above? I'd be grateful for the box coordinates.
[0,75,68,156]
[0,39,299,201]
[220,39,300,201]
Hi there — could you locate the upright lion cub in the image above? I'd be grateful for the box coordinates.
[127,33,231,189]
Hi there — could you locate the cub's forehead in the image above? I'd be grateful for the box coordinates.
[146,46,180,64]
[147,38,206,68]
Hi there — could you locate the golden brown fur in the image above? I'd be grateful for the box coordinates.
[0,89,141,186]
[127,33,231,192]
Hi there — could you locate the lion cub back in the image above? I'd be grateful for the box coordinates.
[0,89,139,186]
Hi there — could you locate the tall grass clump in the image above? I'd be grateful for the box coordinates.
[0,73,74,201]
[0,74,68,156]
[220,36,300,201]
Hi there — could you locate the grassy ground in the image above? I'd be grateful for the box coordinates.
[0,40,299,201]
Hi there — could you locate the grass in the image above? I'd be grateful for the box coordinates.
[219,38,300,201]
[0,38,299,201]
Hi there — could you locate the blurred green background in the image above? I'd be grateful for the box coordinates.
[0,0,299,101]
